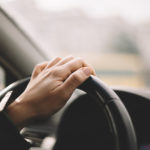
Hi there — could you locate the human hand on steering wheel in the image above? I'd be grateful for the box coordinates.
[6,56,95,129]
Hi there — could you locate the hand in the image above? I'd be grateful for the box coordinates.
[6,56,95,129]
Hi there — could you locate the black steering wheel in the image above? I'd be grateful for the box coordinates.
[0,76,137,150]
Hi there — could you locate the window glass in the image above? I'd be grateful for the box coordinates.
[0,66,5,90]
[1,0,150,88]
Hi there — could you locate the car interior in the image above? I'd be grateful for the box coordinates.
[1,1,150,150]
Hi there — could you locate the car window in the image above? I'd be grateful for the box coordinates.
[0,66,5,90]
[1,0,150,88]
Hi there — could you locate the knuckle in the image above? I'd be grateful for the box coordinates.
[35,63,41,69]
[50,68,61,77]
[49,69,56,76]
[76,57,84,63]
[75,57,85,66]
[55,57,61,61]
[71,73,81,83]
[68,56,74,60]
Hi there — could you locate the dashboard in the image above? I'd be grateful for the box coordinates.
[114,88,150,150]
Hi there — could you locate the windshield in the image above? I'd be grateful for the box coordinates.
[1,0,150,88]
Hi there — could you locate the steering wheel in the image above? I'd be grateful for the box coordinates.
[0,76,137,150]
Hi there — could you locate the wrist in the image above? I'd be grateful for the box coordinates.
[5,99,36,130]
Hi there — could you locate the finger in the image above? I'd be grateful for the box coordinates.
[87,64,96,76]
[56,55,74,66]
[50,58,95,81]
[45,57,61,69]
[32,61,48,79]
[48,58,86,80]
[59,67,92,99]
[60,58,95,79]
[63,57,87,72]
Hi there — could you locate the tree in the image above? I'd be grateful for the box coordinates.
[111,31,139,55]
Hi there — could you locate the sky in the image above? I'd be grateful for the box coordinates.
[0,0,150,23]
[35,0,150,24]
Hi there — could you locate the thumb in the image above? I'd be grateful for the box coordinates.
[60,67,92,98]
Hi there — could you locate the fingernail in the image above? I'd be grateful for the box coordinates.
[83,67,91,76]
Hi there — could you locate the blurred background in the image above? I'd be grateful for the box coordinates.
[1,0,150,89]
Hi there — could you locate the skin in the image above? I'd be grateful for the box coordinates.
[6,56,95,129]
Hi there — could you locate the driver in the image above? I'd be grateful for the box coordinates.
[0,56,95,150]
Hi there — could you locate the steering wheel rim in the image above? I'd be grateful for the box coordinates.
[79,75,137,150]
[0,76,137,150]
